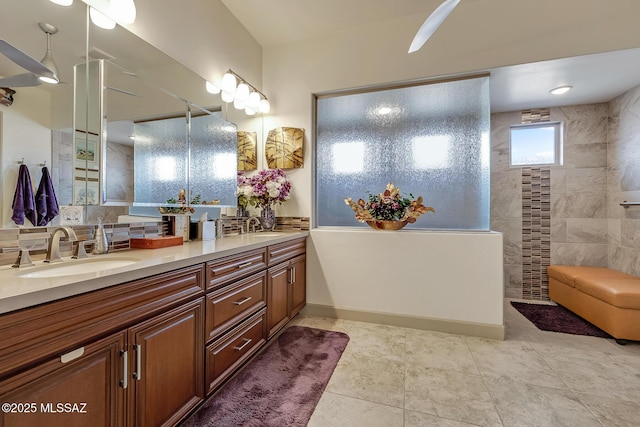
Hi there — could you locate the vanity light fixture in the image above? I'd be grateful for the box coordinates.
[549,85,573,95]
[50,0,74,5]
[90,7,116,29]
[83,0,136,28]
[219,69,270,115]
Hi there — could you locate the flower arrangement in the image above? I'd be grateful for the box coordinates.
[344,183,434,225]
[237,168,292,208]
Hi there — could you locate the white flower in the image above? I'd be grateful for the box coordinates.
[268,188,281,198]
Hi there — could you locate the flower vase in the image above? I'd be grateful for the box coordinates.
[259,205,276,231]
[236,206,249,218]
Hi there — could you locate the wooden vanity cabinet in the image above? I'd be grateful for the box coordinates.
[127,298,204,427]
[266,238,307,338]
[0,332,126,427]
[0,265,205,427]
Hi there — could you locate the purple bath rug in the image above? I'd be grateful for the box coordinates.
[181,325,350,427]
[511,301,612,338]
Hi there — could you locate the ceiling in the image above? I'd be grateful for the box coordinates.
[2,1,640,115]
[221,0,640,113]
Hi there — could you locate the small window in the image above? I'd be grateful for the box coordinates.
[510,122,562,166]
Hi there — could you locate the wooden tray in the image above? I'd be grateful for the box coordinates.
[130,236,184,249]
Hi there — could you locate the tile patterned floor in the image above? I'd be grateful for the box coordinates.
[289,299,640,427]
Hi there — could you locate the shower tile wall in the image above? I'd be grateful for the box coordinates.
[608,84,640,276]
[491,103,609,300]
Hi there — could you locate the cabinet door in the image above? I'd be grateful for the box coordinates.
[0,332,126,427]
[267,262,290,338]
[128,299,204,427]
[289,254,306,318]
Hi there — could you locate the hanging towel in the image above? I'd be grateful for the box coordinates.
[35,166,60,226]
[11,164,37,226]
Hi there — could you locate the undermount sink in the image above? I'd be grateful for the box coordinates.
[16,257,141,279]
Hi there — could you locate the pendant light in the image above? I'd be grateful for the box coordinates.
[37,23,60,84]
[110,0,136,24]
[205,81,221,94]
[259,98,271,114]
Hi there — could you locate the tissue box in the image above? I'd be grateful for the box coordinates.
[190,221,216,241]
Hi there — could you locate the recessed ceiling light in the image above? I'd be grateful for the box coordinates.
[550,86,573,95]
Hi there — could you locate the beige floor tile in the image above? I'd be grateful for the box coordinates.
[325,352,405,407]
[404,411,486,427]
[307,392,404,427]
[484,376,602,427]
[543,353,640,402]
[465,337,567,389]
[338,321,406,362]
[405,366,502,426]
[577,392,640,427]
[405,328,479,374]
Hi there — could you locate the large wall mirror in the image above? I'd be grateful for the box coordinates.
[0,0,260,226]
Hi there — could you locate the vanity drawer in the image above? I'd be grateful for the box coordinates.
[206,247,267,290]
[205,271,266,342]
[267,237,306,266]
[205,309,266,394]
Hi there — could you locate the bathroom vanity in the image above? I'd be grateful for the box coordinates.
[0,232,307,427]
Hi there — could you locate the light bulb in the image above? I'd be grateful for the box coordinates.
[110,0,137,24]
[90,7,116,29]
[221,90,234,103]
[247,91,261,110]
[235,83,250,103]
[221,72,237,94]
[259,98,271,114]
[234,98,245,110]
[49,0,73,5]
[205,81,221,94]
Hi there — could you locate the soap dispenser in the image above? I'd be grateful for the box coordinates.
[93,217,109,255]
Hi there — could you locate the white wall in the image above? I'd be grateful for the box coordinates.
[308,229,504,326]
[124,0,263,97]
[0,88,52,227]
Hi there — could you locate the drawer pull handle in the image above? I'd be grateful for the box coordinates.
[134,344,142,381]
[233,296,252,306]
[237,261,253,269]
[60,347,84,364]
[120,350,128,389]
[234,338,252,351]
[291,266,296,284]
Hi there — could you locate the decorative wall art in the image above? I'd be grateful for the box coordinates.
[265,127,304,169]
[237,131,257,171]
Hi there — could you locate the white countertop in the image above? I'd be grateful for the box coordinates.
[0,231,308,315]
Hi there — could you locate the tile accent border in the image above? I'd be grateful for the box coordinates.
[301,303,505,340]
[522,167,551,300]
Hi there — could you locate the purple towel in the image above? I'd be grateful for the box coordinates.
[35,166,59,226]
[11,164,37,226]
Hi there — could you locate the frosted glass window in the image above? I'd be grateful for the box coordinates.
[510,122,562,166]
[134,117,187,205]
[189,113,237,207]
[315,76,490,230]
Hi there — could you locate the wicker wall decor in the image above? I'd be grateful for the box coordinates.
[265,127,304,169]
[237,131,258,171]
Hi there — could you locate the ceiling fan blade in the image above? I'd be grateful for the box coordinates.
[0,72,42,87]
[408,0,461,53]
[0,39,56,80]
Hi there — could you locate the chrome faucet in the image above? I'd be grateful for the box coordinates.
[44,227,78,263]
[246,217,260,233]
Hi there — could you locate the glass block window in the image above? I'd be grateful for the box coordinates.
[510,122,562,166]
[315,76,490,230]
